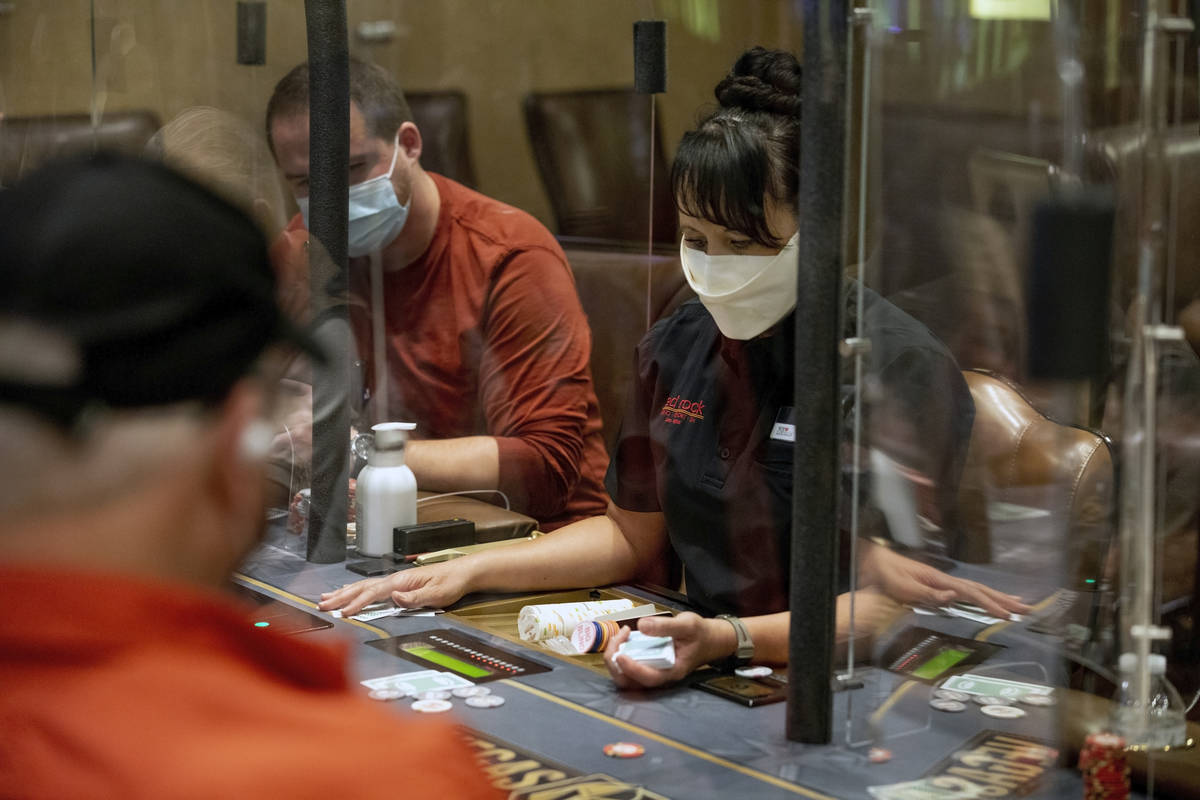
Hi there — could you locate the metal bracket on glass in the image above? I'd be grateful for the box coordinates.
[834,672,866,692]
[1130,623,1172,643]
[1145,324,1185,343]
[1157,16,1195,35]
[840,337,872,358]
[851,8,872,25]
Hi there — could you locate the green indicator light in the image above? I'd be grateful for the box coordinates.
[1085,579,1096,584]
[254,621,270,628]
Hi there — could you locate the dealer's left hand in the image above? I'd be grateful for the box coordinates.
[602,612,733,690]
[861,542,1031,618]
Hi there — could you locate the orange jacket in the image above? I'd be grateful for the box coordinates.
[0,566,500,800]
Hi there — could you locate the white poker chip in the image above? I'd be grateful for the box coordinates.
[411,699,454,714]
[367,689,405,702]
[452,686,492,698]
[1018,693,1056,707]
[933,689,970,702]
[465,694,506,708]
[417,690,452,701]
[735,666,774,679]
[972,694,1013,706]
[929,699,967,712]
[980,704,1027,719]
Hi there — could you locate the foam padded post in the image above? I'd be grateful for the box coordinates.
[1026,190,1115,380]
[788,0,849,745]
[633,20,666,94]
[304,0,351,563]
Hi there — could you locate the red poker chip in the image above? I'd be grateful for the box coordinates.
[867,747,892,764]
[603,742,645,758]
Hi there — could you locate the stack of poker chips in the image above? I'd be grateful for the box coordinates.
[1078,732,1130,800]
[572,619,621,653]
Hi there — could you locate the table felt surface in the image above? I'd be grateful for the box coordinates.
[236,527,1123,800]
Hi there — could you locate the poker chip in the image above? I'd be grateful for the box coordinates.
[452,685,492,698]
[735,666,774,679]
[1079,732,1130,800]
[603,742,645,758]
[411,699,454,713]
[367,689,405,701]
[571,619,621,654]
[465,694,506,709]
[418,690,452,701]
[972,694,1013,706]
[1018,692,1057,707]
[929,699,967,712]
[933,689,970,702]
[980,704,1027,719]
[867,747,893,764]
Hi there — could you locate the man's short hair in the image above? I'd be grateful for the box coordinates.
[265,57,414,154]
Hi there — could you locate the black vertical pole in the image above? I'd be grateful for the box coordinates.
[303,0,351,563]
[788,0,849,743]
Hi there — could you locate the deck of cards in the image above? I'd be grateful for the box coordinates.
[616,631,676,670]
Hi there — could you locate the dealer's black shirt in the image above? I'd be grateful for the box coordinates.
[605,284,974,617]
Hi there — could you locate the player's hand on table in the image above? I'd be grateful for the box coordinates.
[318,562,470,615]
[861,544,1031,619]
[602,612,731,690]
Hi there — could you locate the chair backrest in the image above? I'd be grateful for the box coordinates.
[406,90,476,189]
[565,244,693,454]
[956,369,1114,585]
[1085,123,1200,316]
[523,88,676,245]
[0,110,161,188]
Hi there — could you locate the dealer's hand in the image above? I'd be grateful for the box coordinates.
[861,543,1031,618]
[602,612,735,690]
[318,561,471,615]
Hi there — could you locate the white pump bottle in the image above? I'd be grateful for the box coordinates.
[355,422,417,557]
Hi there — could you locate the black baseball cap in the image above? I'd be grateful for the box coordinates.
[0,151,324,427]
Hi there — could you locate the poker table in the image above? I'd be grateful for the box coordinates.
[236,524,1198,799]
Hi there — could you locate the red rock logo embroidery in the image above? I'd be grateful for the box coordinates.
[660,394,705,425]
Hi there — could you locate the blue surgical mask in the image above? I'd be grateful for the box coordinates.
[297,134,409,257]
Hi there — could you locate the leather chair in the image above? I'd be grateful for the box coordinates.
[0,110,161,188]
[1085,124,1200,315]
[955,369,1115,585]
[406,90,477,189]
[523,88,676,246]
[564,244,693,454]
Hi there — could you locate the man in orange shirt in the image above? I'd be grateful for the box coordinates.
[0,154,499,800]
[266,58,609,530]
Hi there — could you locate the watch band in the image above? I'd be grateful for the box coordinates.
[715,614,754,667]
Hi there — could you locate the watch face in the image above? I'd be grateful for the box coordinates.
[352,432,374,460]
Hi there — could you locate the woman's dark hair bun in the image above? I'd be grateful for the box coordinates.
[713,46,802,117]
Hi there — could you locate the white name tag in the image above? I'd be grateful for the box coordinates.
[770,422,795,442]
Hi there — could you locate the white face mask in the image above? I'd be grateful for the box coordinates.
[679,233,800,340]
[297,134,410,257]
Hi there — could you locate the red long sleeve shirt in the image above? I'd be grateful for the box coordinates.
[284,174,609,530]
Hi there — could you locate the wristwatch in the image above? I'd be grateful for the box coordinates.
[715,614,755,668]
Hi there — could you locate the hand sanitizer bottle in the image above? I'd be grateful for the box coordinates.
[355,422,417,557]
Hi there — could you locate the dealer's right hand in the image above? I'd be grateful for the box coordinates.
[318,561,471,615]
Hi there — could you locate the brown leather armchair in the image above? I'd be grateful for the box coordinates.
[406,91,476,189]
[523,88,676,246]
[956,369,1115,586]
[0,111,161,188]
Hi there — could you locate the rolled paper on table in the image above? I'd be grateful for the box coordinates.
[517,599,633,642]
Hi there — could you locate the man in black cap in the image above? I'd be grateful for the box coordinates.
[0,153,499,799]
